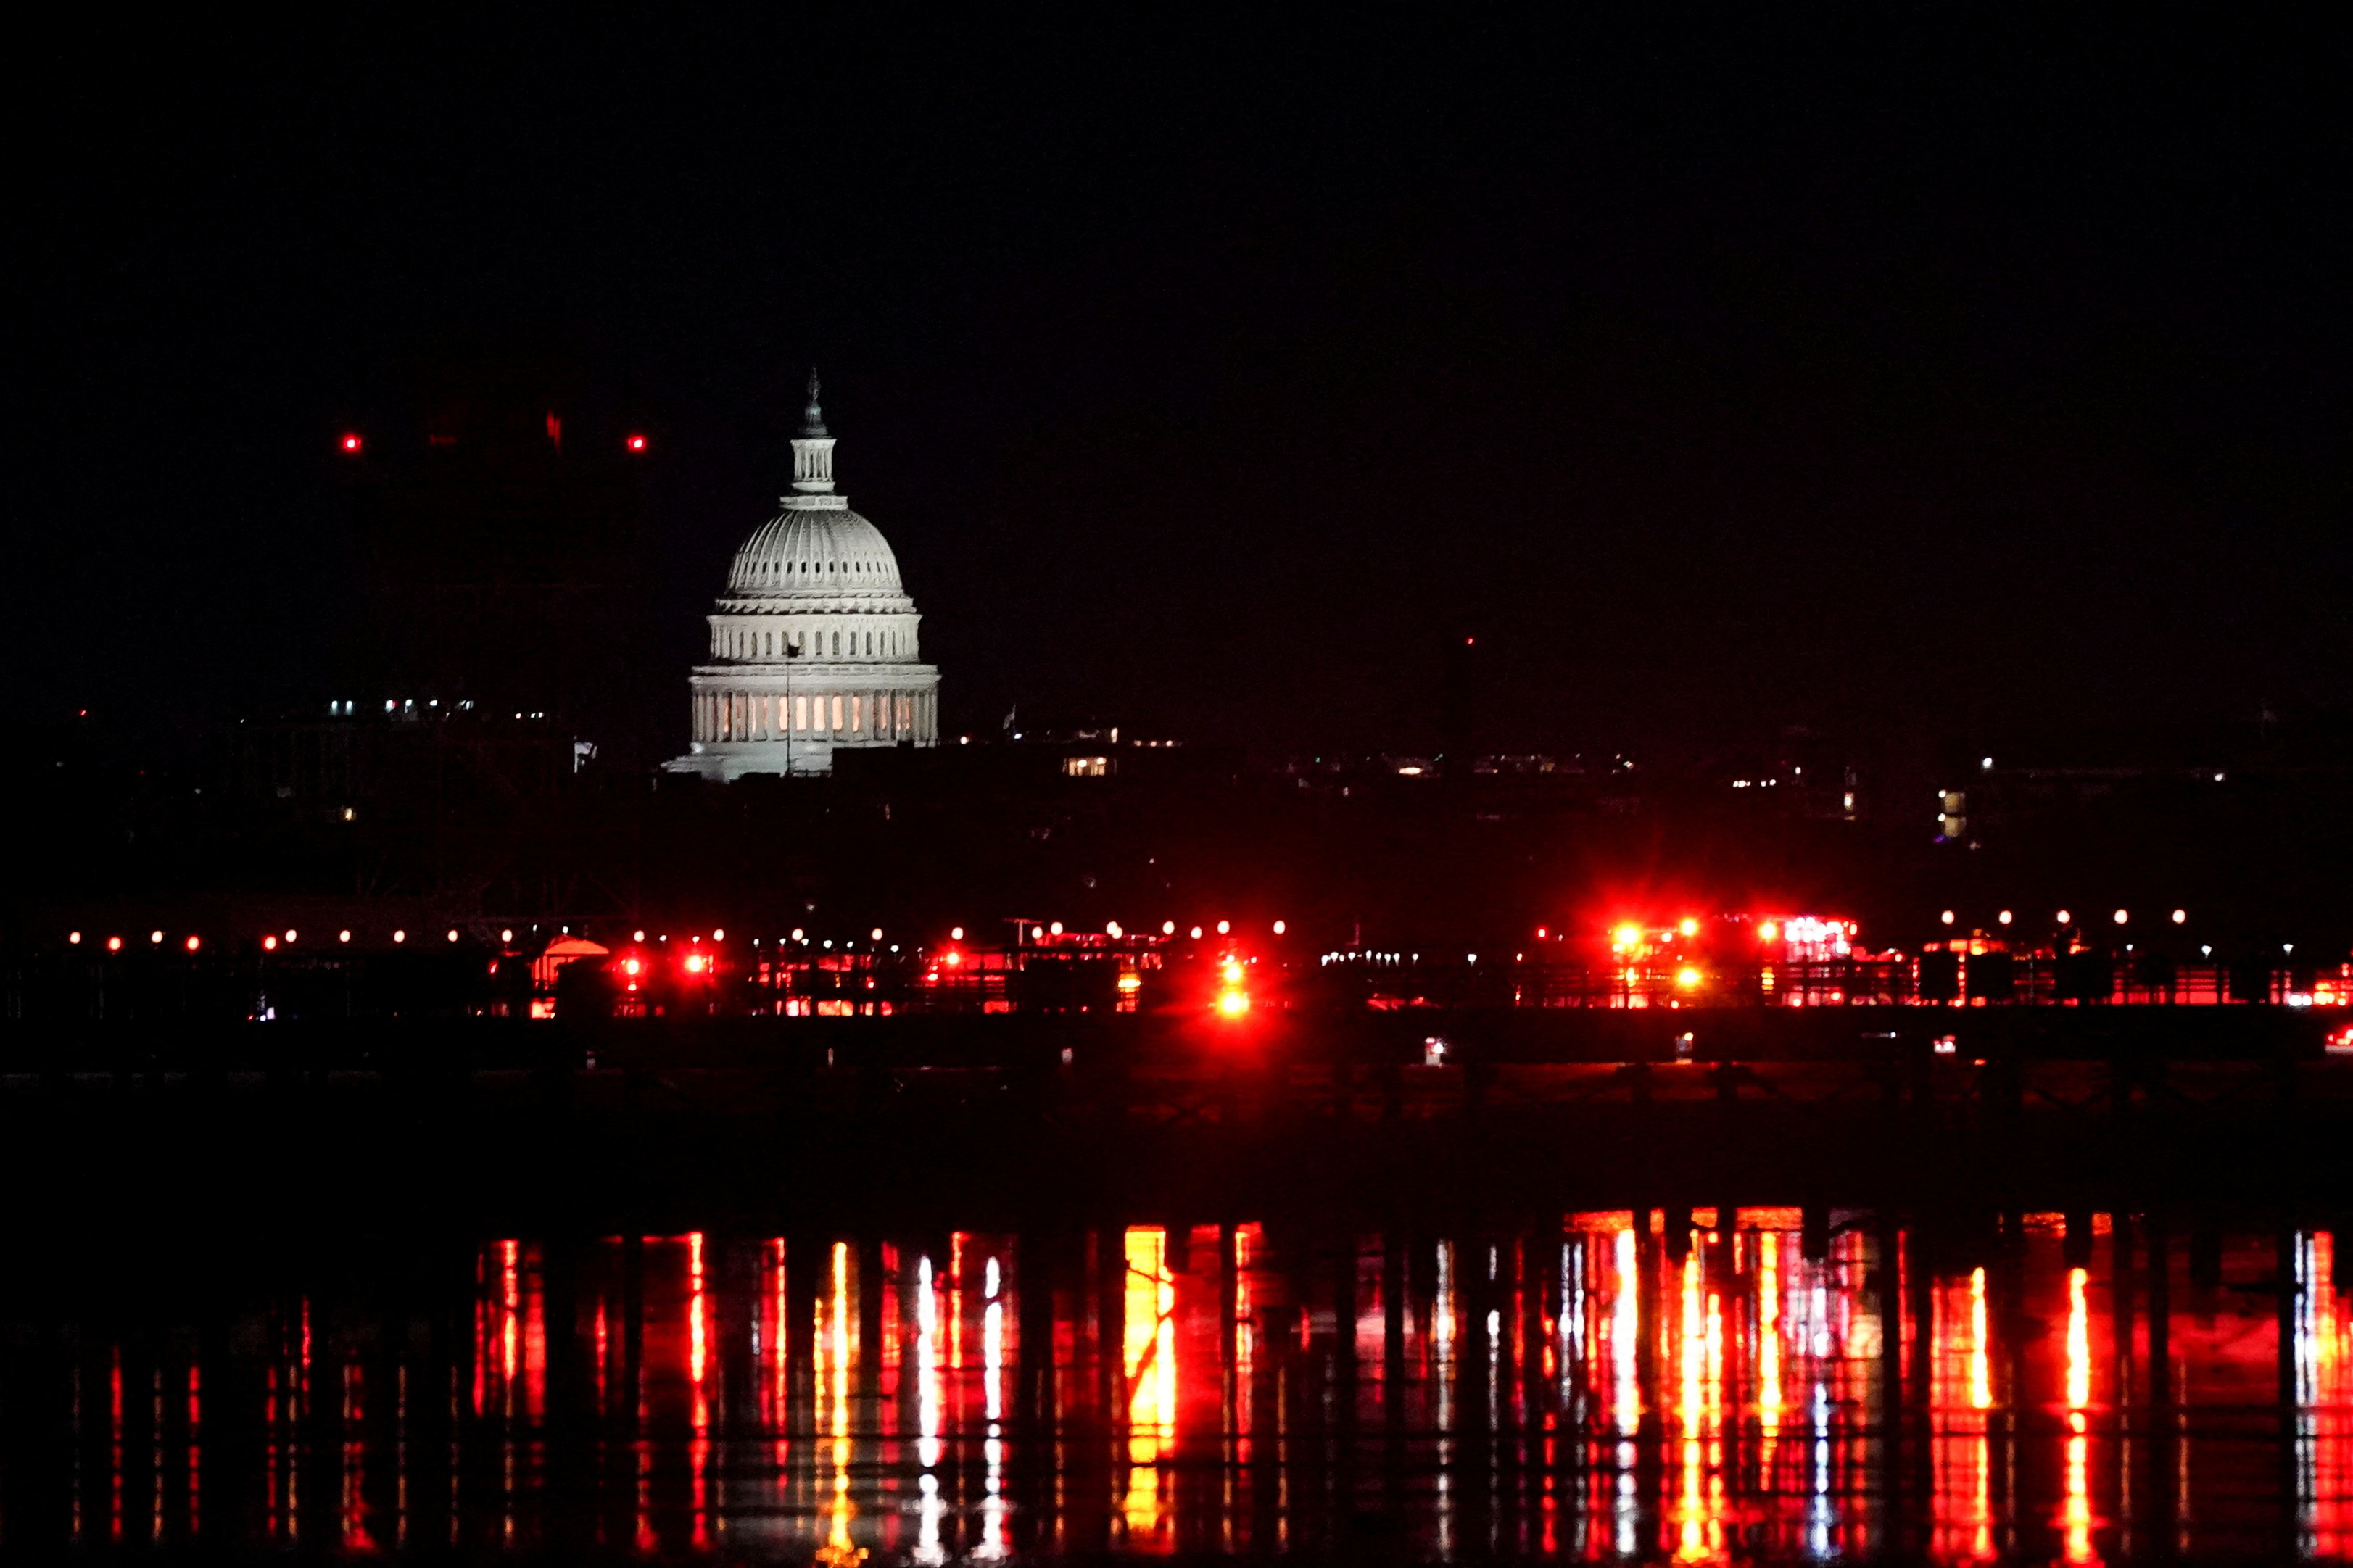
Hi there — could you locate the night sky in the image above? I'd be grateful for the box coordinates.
[9,11,2344,763]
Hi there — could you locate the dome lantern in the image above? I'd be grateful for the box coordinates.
[790,368,836,494]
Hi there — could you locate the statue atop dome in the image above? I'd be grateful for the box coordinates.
[798,368,827,438]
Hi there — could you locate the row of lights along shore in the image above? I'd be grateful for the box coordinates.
[1938,908,2188,928]
[67,927,471,951]
[63,918,1291,952]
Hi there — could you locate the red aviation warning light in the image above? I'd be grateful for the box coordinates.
[626,434,648,452]
[340,433,363,454]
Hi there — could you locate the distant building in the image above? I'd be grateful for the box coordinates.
[667,374,942,779]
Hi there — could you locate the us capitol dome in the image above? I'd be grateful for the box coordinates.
[666,373,941,779]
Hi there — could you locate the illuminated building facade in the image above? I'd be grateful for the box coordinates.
[667,374,941,779]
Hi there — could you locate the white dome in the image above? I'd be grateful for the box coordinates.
[726,502,906,597]
[667,370,943,783]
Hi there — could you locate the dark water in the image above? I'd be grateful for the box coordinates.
[4,1212,2348,1562]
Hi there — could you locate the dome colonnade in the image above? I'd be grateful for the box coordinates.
[667,373,940,779]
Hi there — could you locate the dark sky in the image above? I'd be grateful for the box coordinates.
[8,10,2345,762]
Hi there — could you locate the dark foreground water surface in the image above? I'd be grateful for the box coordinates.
[3,1211,2349,1562]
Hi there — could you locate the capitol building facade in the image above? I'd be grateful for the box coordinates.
[666,375,940,779]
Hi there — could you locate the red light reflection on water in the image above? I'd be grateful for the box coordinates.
[39,1217,2353,1559]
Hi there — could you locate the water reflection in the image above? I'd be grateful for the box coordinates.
[12,1214,2353,1559]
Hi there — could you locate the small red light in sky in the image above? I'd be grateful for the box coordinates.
[107,936,123,952]
[626,434,647,452]
[185,935,201,952]
[340,434,362,453]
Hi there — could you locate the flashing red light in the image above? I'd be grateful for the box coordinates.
[1216,988,1251,1018]
[107,936,123,952]
[626,434,648,452]
[622,957,644,977]
[340,434,362,453]
[262,935,278,951]
[943,950,964,967]
[185,935,201,952]
[684,953,708,975]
